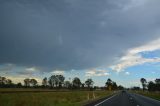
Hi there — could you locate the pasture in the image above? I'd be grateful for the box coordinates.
[0,89,112,106]
[135,91,160,101]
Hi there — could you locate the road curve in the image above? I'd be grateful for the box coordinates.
[85,91,160,106]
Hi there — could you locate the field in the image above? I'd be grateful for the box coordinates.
[133,91,160,101]
[0,89,113,106]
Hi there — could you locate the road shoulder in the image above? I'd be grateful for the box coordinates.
[84,92,118,106]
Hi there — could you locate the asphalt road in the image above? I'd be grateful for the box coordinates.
[85,91,160,106]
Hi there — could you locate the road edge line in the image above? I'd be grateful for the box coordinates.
[94,94,117,106]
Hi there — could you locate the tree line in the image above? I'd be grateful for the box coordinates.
[0,75,124,90]
[1,75,159,91]
[140,78,160,91]
[131,78,160,91]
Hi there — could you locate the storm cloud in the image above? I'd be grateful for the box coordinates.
[1,0,160,71]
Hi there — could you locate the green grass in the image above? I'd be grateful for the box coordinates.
[133,91,160,101]
[0,89,113,106]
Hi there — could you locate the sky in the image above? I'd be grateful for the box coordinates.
[0,0,160,87]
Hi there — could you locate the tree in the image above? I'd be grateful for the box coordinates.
[64,81,71,88]
[146,79,160,91]
[0,77,13,88]
[24,78,30,87]
[155,79,160,91]
[48,75,65,88]
[42,77,48,87]
[85,78,94,88]
[131,86,140,90]
[147,81,155,91]
[155,79,160,84]
[81,83,85,89]
[57,75,65,88]
[0,76,1,81]
[0,76,6,85]
[30,79,38,87]
[112,82,117,90]
[105,79,118,90]
[17,82,22,88]
[105,78,112,90]
[118,85,124,90]
[48,78,52,88]
[6,79,12,85]
[140,78,147,91]
[72,77,81,89]
[106,78,112,86]
[48,75,57,88]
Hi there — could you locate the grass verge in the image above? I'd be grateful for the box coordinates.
[133,91,160,101]
[0,89,112,106]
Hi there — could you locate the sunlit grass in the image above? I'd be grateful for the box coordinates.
[0,89,112,106]
[133,91,160,101]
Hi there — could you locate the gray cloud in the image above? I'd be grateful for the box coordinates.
[0,0,160,71]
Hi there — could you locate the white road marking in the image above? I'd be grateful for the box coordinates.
[94,94,117,106]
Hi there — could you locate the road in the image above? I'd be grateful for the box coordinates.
[85,91,160,106]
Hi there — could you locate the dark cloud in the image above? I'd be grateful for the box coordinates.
[0,0,160,71]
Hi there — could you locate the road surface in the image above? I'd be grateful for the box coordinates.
[85,91,160,106]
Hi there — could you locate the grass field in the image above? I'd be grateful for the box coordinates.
[133,91,160,101]
[0,89,113,106]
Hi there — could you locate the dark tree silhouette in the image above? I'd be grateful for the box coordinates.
[17,82,22,88]
[155,79,160,84]
[112,82,118,90]
[118,85,124,90]
[0,77,14,88]
[147,79,160,91]
[6,79,12,85]
[154,79,160,91]
[64,81,71,89]
[58,75,65,88]
[147,81,155,91]
[131,86,140,90]
[0,76,6,85]
[140,78,147,91]
[48,75,56,88]
[81,83,85,89]
[30,79,38,87]
[48,75,65,88]
[24,78,30,87]
[85,78,94,88]
[72,77,81,89]
[105,78,113,90]
[105,79,118,90]
[42,77,48,87]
